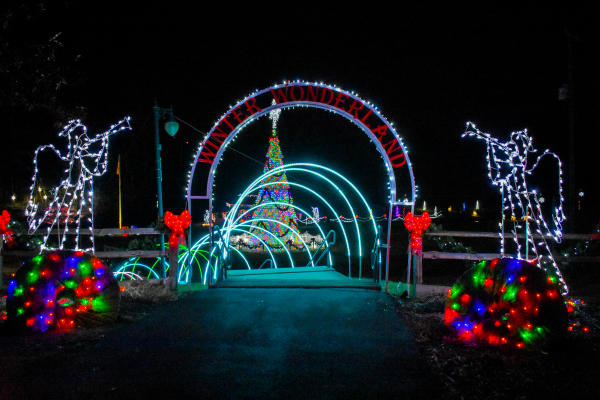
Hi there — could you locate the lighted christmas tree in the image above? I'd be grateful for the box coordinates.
[248,105,300,249]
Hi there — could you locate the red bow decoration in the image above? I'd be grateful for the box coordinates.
[1,210,16,247]
[164,210,192,251]
[404,211,431,254]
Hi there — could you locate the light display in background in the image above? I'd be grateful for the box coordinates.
[248,103,300,249]
[25,118,131,253]
[6,251,120,332]
[203,209,216,226]
[444,258,568,348]
[115,160,399,283]
[1,210,16,247]
[311,206,320,221]
[206,208,435,225]
[112,163,379,284]
[228,231,324,250]
[463,122,568,295]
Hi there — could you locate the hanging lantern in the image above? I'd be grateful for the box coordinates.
[164,120,179,137]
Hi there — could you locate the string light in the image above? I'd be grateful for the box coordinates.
[25,118,131,253]
[164,210,192,250]
[404,212,431,254]
[229,231,324,249]
[247,105,300,248]
[1,210,16,247]
[463,122,568,295]
[185,80,418,213]
[223,163,384,277]
[6,251,119,332]
[215,209,437,225]
[229,200,333,256]
[311,206,320,221]
[445,258,568,348]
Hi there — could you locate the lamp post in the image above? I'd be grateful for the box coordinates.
[153,102,179,278]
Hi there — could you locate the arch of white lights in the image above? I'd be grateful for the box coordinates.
[185,82,418,276]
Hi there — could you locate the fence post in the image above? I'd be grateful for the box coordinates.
[409,253,417,297]
[416,251,423,284]
[168,248,178,291]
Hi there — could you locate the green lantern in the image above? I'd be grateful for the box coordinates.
[164,120,179,137]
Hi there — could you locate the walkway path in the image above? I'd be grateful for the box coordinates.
[216,266,381,289]
[1,288,438,399]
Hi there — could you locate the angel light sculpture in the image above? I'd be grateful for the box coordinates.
[462,122,568,294]
[26,118,131,252]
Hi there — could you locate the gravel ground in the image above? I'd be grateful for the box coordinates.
[394,293,600,399]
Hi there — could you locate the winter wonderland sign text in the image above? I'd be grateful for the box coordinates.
[187,81,415,205]
[197,82,407,169]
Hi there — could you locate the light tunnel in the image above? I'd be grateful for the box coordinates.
[114,164,380,284]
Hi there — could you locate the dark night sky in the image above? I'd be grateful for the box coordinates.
[2,3,598,230]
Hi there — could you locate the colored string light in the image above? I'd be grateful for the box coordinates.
[214,210,430,225]
[164,210,192,250]
[1,210,16,247]
[6,251,119,332]
[248,106,300,249]
[463,122,568,295]
[444,258,568,348]
[404,212,431,254]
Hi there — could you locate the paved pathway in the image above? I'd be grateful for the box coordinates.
[2,288,437,399]
[217,267,381,289]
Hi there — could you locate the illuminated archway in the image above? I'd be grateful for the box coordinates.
[186,81,417,279]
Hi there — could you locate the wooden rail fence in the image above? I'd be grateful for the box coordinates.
[410,231,600,284]
[0,228,166,286]
[2,229,599,288]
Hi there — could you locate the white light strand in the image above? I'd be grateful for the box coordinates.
[26,117,131,253]
[212,210,441,225]
[311,206,320,221]
[269,99,281,131]
[463,122,568,294]
[183,80,414,203]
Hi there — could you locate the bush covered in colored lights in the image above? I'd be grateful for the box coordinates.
[6,251,120,333]
[444,258,568,348]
